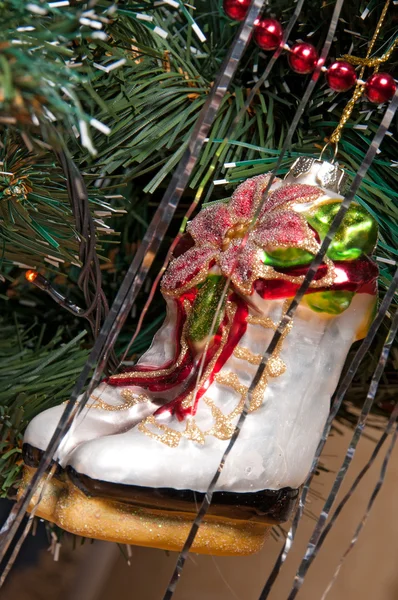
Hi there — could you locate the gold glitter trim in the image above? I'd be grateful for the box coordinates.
[139,413,208,447]
[213,372,248,415]
[181,391,194,410]
[203,401,236,440]
[204,370,261,435]
[90,390,150,412]
[183,418,206,445]
[246,315,277,329]
[233,346,262,365]
[266,356,286,378]
[207,372,249,427]
[138,415,181,448]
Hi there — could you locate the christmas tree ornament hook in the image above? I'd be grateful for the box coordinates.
[319,140,339,164]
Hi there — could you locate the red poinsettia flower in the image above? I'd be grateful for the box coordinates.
[162,175,323,295]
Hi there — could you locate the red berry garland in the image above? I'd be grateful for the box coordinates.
[326,61,357,92]
[364,72,396,104]
[288,42,319,74]
[253,18,283,51]
[221,5,396,103]
[222,0,250,22]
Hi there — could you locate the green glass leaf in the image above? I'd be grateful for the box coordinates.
[263,247,314,268]
[305,291,355,315]
[306,201,378,261]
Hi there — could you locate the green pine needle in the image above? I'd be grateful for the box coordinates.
[0,320,88,496]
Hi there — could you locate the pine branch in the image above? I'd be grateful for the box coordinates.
[0,319,89,497]
[0,130,120,275]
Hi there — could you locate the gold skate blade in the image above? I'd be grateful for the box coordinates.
[19,466,269,556]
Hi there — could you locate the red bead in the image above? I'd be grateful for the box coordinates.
[326,61,357,92]
[364,72,396,104]
[222,0,250,21]
[288,43,318,74]
[253,18,283,51]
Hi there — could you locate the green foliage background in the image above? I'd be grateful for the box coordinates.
[0,0,396,495]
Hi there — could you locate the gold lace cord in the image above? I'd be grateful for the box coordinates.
[329,0,396,145]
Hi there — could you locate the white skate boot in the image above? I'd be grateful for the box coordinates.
[21,158,378,555]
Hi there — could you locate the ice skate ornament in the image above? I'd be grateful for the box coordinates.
[21,157,378,555]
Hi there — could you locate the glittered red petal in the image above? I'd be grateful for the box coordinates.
[255,210,313,247]
[229,174,275,220]
[161,245,217,291]
[187,203,234,248]
[219,240,260,290]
